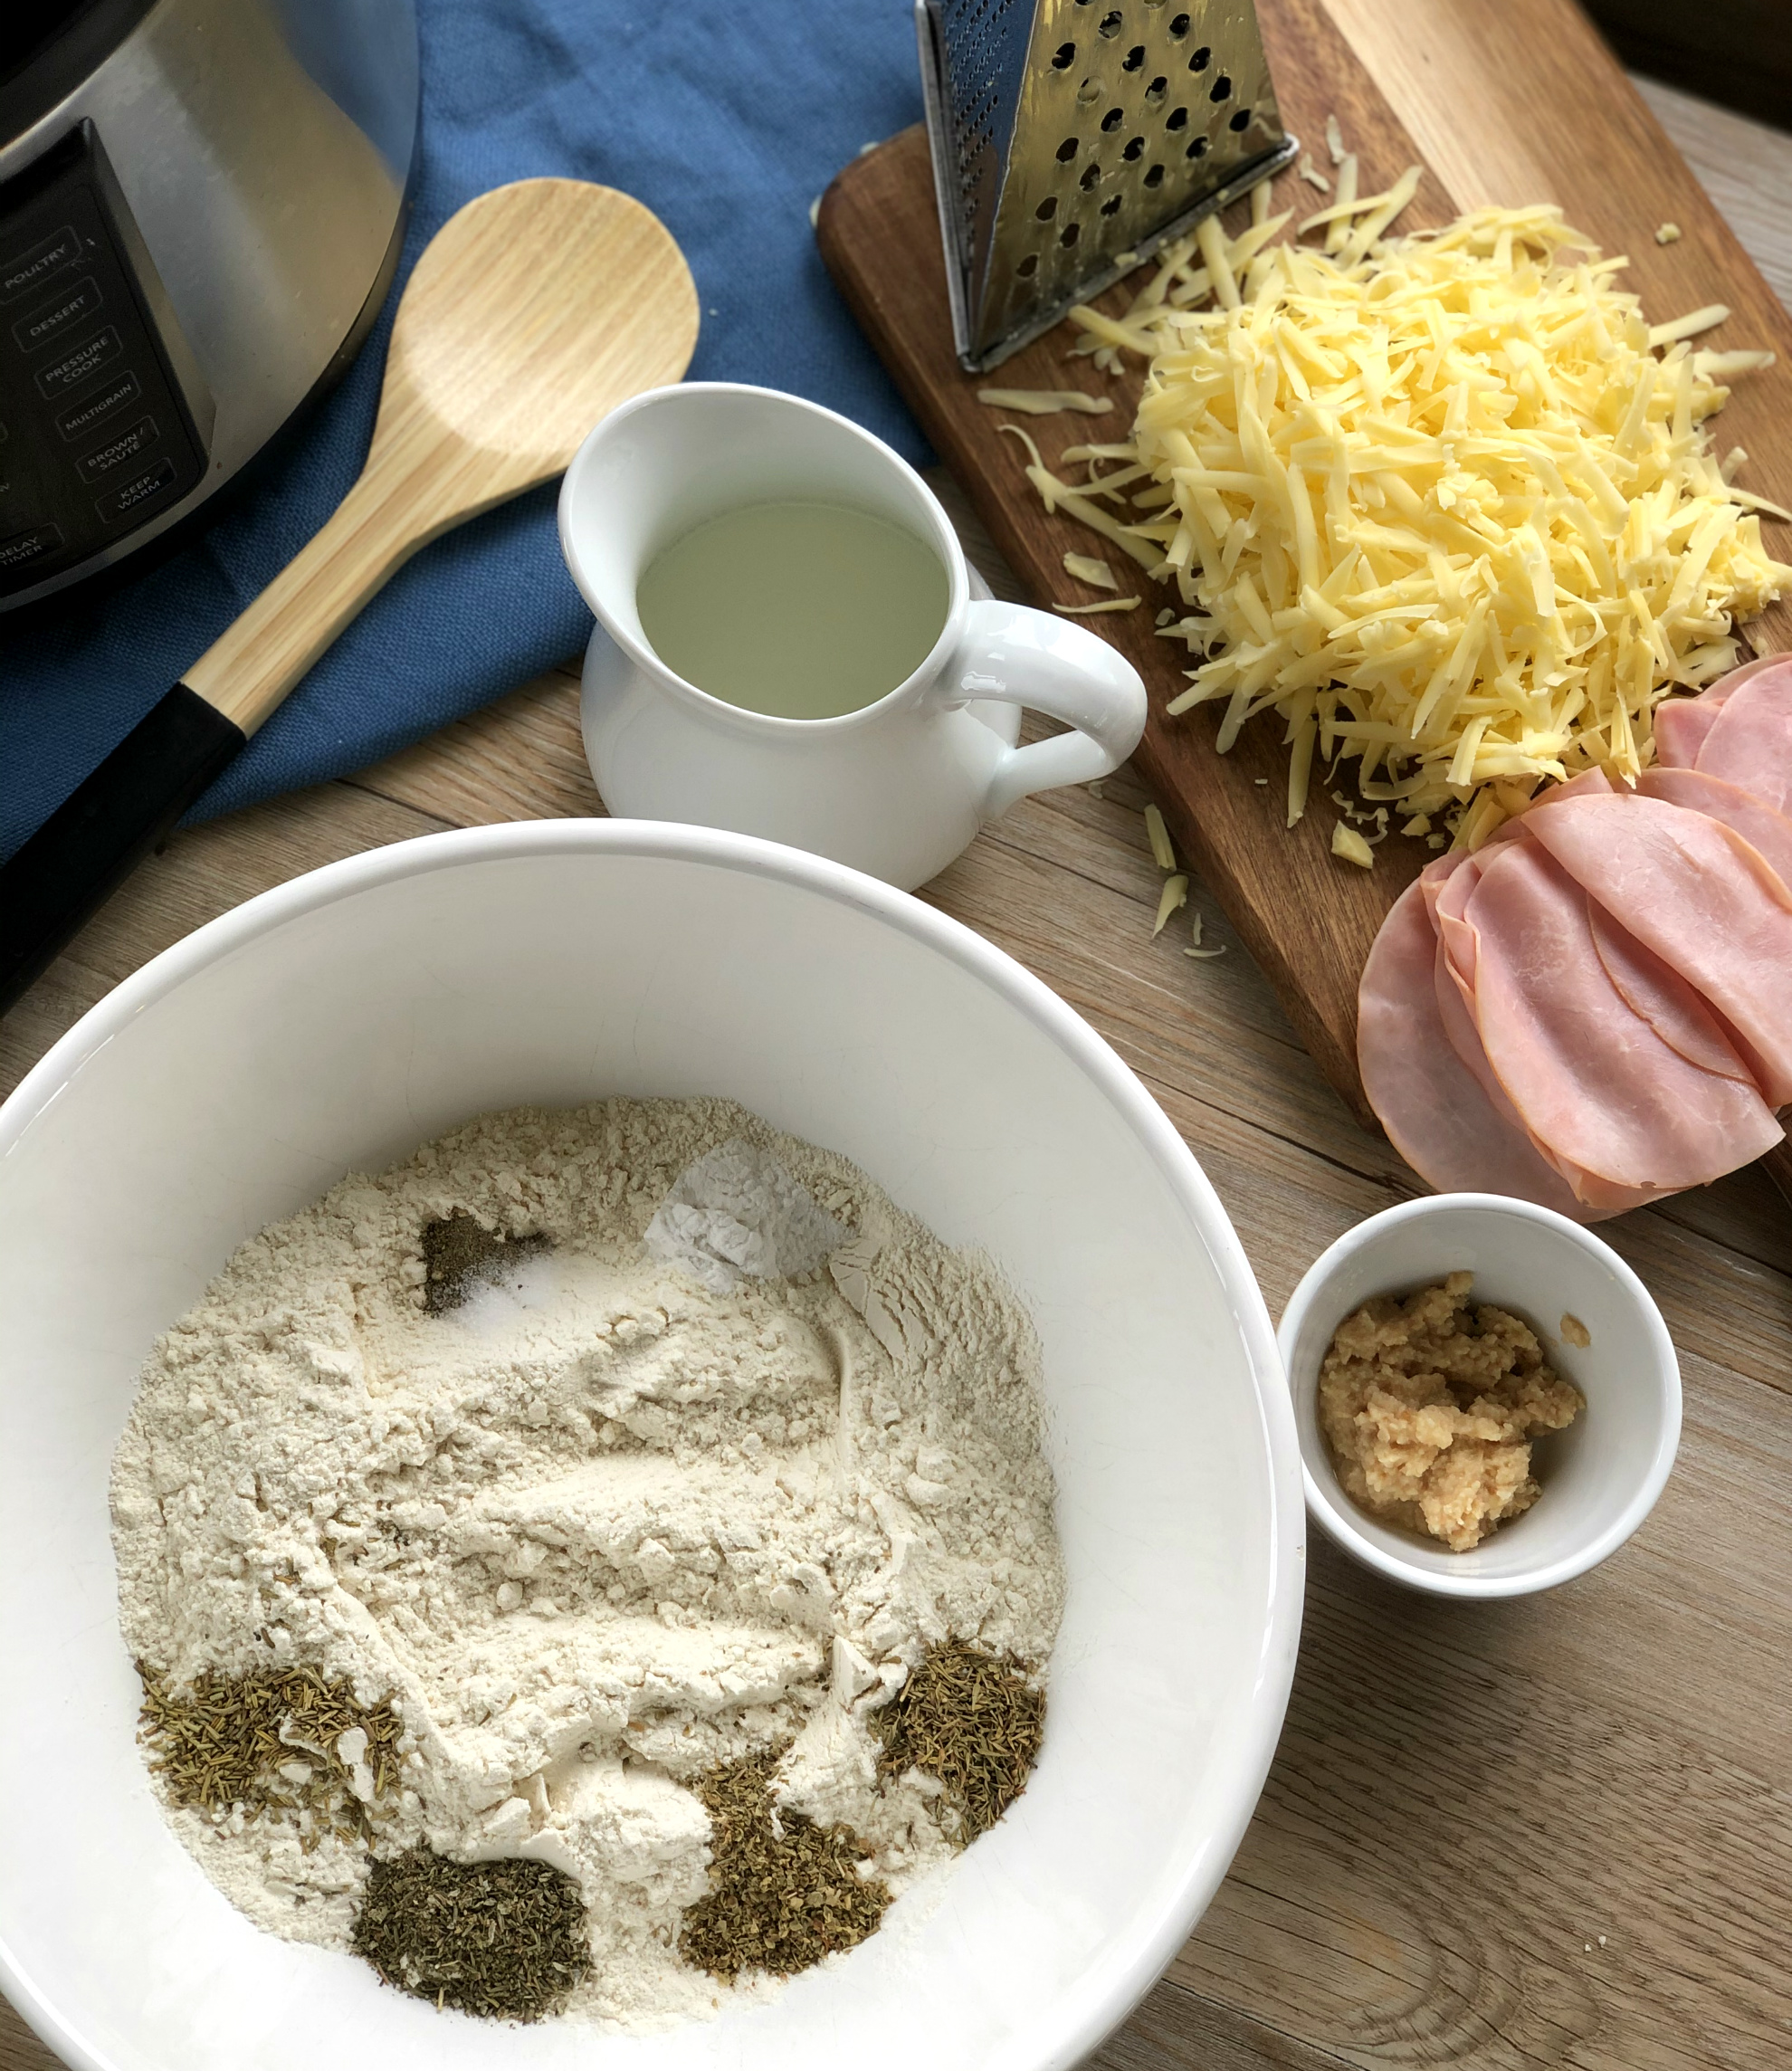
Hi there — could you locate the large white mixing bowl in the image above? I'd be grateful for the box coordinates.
[0,822,1302,2071]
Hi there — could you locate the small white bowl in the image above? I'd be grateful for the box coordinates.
[1278,1193,1680,1598]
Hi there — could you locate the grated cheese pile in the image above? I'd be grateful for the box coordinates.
[1018,186,1791,849]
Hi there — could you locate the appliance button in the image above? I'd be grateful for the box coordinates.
[96,456,178,525]
[76,415,159,483]
[34,325,122,396]
[0,224,83,304]
[13,276,104,354]
[55,370,141,442]
[0,522,64,570]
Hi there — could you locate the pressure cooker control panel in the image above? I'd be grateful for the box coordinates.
[0,123,209,599]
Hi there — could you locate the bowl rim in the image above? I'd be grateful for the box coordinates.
[0,816,1306,2071]
[1277,1190,1682,1599]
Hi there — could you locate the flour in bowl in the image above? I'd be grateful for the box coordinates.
[110,1098,1063,2029]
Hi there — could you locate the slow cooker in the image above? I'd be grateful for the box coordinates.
[0,0,418,611]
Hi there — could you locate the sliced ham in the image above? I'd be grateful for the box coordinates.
[1585,902,1758,1085]
[1434,850,1680,1213]
[1432,851,1482,996]
[1464,843,1782,1193]
[1635,767,1792,892]
[1703,653,1791,700]
[1355,712,1792,1217]
[1414,846,1665,1214]
[1525,791,1792,1107]
[1356,877,1591,1216]
[1651,654,1784,767]
[1692,659,1792,816]
[1653,697,1721,768]
[1428,927,1662,1214]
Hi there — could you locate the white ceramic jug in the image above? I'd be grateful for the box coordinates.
[558,383,1148,890]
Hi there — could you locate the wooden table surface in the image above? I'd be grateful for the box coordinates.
[5,12,1790,2069]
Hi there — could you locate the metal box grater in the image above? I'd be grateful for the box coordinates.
[917,0,1298,370]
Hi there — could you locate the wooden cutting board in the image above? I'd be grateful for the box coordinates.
[816,0,1792,1134]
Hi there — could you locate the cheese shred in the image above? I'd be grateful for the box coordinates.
[1020,197,1789,845]
[977,387,1114,415]
[1144,803,1177,871]
[1153,873,1189,935]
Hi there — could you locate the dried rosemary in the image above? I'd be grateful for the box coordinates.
[874,1638,1045,1842]
[420,1211,548,1314]
[353,1848,589,2021]
[136,1661,402,1841]
[679,1751,890,1983]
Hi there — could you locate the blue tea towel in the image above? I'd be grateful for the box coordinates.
[0,0,929,862]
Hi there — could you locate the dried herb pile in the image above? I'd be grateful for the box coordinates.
[137,1662,402,1840]
[680,1752,890,1983]
[875,1638,1045,1842]
[353,1848,589,2021]
[421,1211,549,1314]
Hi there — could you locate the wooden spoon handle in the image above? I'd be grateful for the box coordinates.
[0,444,470,1015]
[183,454,456,735]
[0,453,444,1014]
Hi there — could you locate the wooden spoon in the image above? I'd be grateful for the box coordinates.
[0,178,699,1014]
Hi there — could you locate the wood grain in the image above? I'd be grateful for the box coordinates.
[5,640,1791,2071]
[816,0,1792,1128]
[5,26,1792,2071]
[186,182,698,732]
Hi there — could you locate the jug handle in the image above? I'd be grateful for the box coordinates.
[941,600,1148,820]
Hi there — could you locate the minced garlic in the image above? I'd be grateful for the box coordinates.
[1319,1273,1583,1551]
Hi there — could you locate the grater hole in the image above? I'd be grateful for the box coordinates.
[1016,253,1039,277]
[1101,194,1124,215]
[1168,12,1190,35]
[1121,136,1145,161]
[1186,135,1208,157]
[1210,72,1232,100]
[1056,135,1080,160]
[1166,106,1187,129]
[1144,76,1168,104]
[1188,44,1210,70]
[1035,196,1058,220]
[1121,43,1146,71]
[1143,163,1166,188]
[1052,41,1076,67]
[1097,9,1121,35]
[1101,106,1125,131]
[1076,76,1101,103]
[1080,160,1103,189]
[1060,222,1082,247]
[1229,107,1252,130]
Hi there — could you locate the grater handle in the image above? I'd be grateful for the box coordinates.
[944,600,1147,821]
